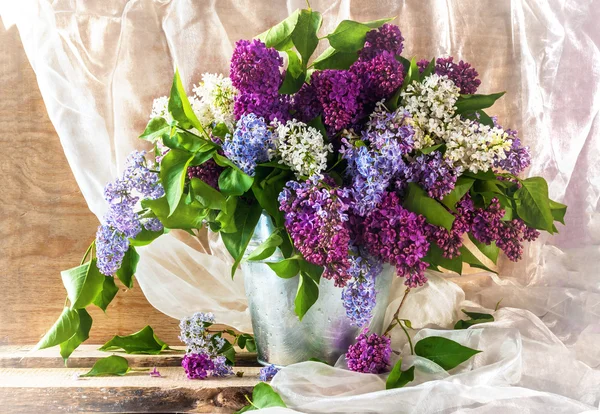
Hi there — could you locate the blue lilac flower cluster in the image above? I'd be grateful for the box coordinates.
[179,312,233,380]
[96,151,164,276]
[259,364,280,381]
[223,113,275,176]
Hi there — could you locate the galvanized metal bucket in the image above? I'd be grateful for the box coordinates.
[242,213,393,367]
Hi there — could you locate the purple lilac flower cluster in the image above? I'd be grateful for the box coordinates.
[187,159,223,189]
[350,51,404,105]
[278,176,353,287]
[403,151,457,200]
[96,151,164,276]
[358,192,430,288]
[311,69,362,133]
[360,24,404,59]
[230,39,290,122]
[417,57,481,95]
[494,129,531,174]
[341,106,414,216]
[429,195,475,259]
[179,312,233,380]
[223,113,275,176]
[259,364,280,381]
[342,245,383,327]
[345,330,391,374]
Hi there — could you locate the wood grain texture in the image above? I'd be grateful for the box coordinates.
[0,24,185,345]
[0,345,260,368]
[0,367,259,413]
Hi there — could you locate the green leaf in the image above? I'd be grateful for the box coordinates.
[215,196,239,233]
[60,309,92,363]
[468,235,500,265]
[279,50,305,94]
[238,334,257,353]
[362,17,396,29]
[291,9,322,65]
[295,272,319,320]
[80,355,131,377]
[61,259,105,309]
[267,256,300,278]
[455,92,506,114]
[454,309,494,329]
[212,122,231,139]
[99,325,169,355]
[243,382,287,412]
[139,117,170,142]
[441,177,475,211]
[310,46,358,70]
[414,336,481,371]
[299,260,323,283]
[401,57,420,88]
[219,339,237,365]
[420,58,436,78]
[162,131,214,153]
[307,115,328,140]
[33,307,80,352]
[168,68,203,131]
[221,200,263,278]
[247,231,283,261]
[462,110,494,127]
[190,177,226,210]
[424,244,463,274]
[326,17,393,52]
[129,227,164,247]
[386,359,415,389]
[190,149,217,166]
[142,196,207,230]
[514,177,555,232]
[459,245,496,273]
[404,183,455,230]
[549,199,567,225]
[160,149,194,216]
[256,9,300,50]
[252,167,291,228]
[420,144,444,154]
[93,276,119,312]
[116,245,139,289]
[218,167,254,196]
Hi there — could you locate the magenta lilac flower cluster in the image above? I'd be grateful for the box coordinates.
[345,330,392,374]
[230,39,290,122]
[360,24,404,59]
[417,56,481,94]
[358,192,430,288]
[96,151,164,276]
[278,176,353,287]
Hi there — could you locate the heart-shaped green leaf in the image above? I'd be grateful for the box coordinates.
[386,359,415,389]
[80,355,131,377]
[99,326,169,355]
[61,259,105,309]
[414,336,481,371]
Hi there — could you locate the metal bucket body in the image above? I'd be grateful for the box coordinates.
[243,213,393,367]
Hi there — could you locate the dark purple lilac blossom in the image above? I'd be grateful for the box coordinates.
[223,113,275,176]
[403,151,457,200]
[417,59,430,73]
[96,151,164,276]
[346,330,391,373]
[360,24,404,59]
[187,159,224,189]
[359,192,430,288]
[230,39,283,95]
[233,92,291,123]
[292,82,322,123]
[342,245,382,327]
[259,364,280,381]
[350,51,404,103]
[278,176,353,287]
[434,57,481,95]
[311,69,362,133]
[182,353,214,379]
[429,194,475,259]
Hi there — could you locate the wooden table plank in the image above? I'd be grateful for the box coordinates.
[0,345,260,368]
[0,367,260,413]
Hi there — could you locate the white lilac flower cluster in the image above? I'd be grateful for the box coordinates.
[402,74,513,173]
[274,119,333,178]
[179,312,226,356]
[192,73,238,130]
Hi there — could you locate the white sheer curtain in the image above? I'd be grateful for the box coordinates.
[2,0,599,411]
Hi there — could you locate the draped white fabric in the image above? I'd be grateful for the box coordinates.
[2,0,599,411]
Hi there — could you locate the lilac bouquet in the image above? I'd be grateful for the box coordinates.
[37,8,566,371]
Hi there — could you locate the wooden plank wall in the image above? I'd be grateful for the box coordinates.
[0,24,181,345]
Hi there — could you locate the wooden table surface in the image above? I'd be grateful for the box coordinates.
[0,22,183,346]
[0,345,260,413]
